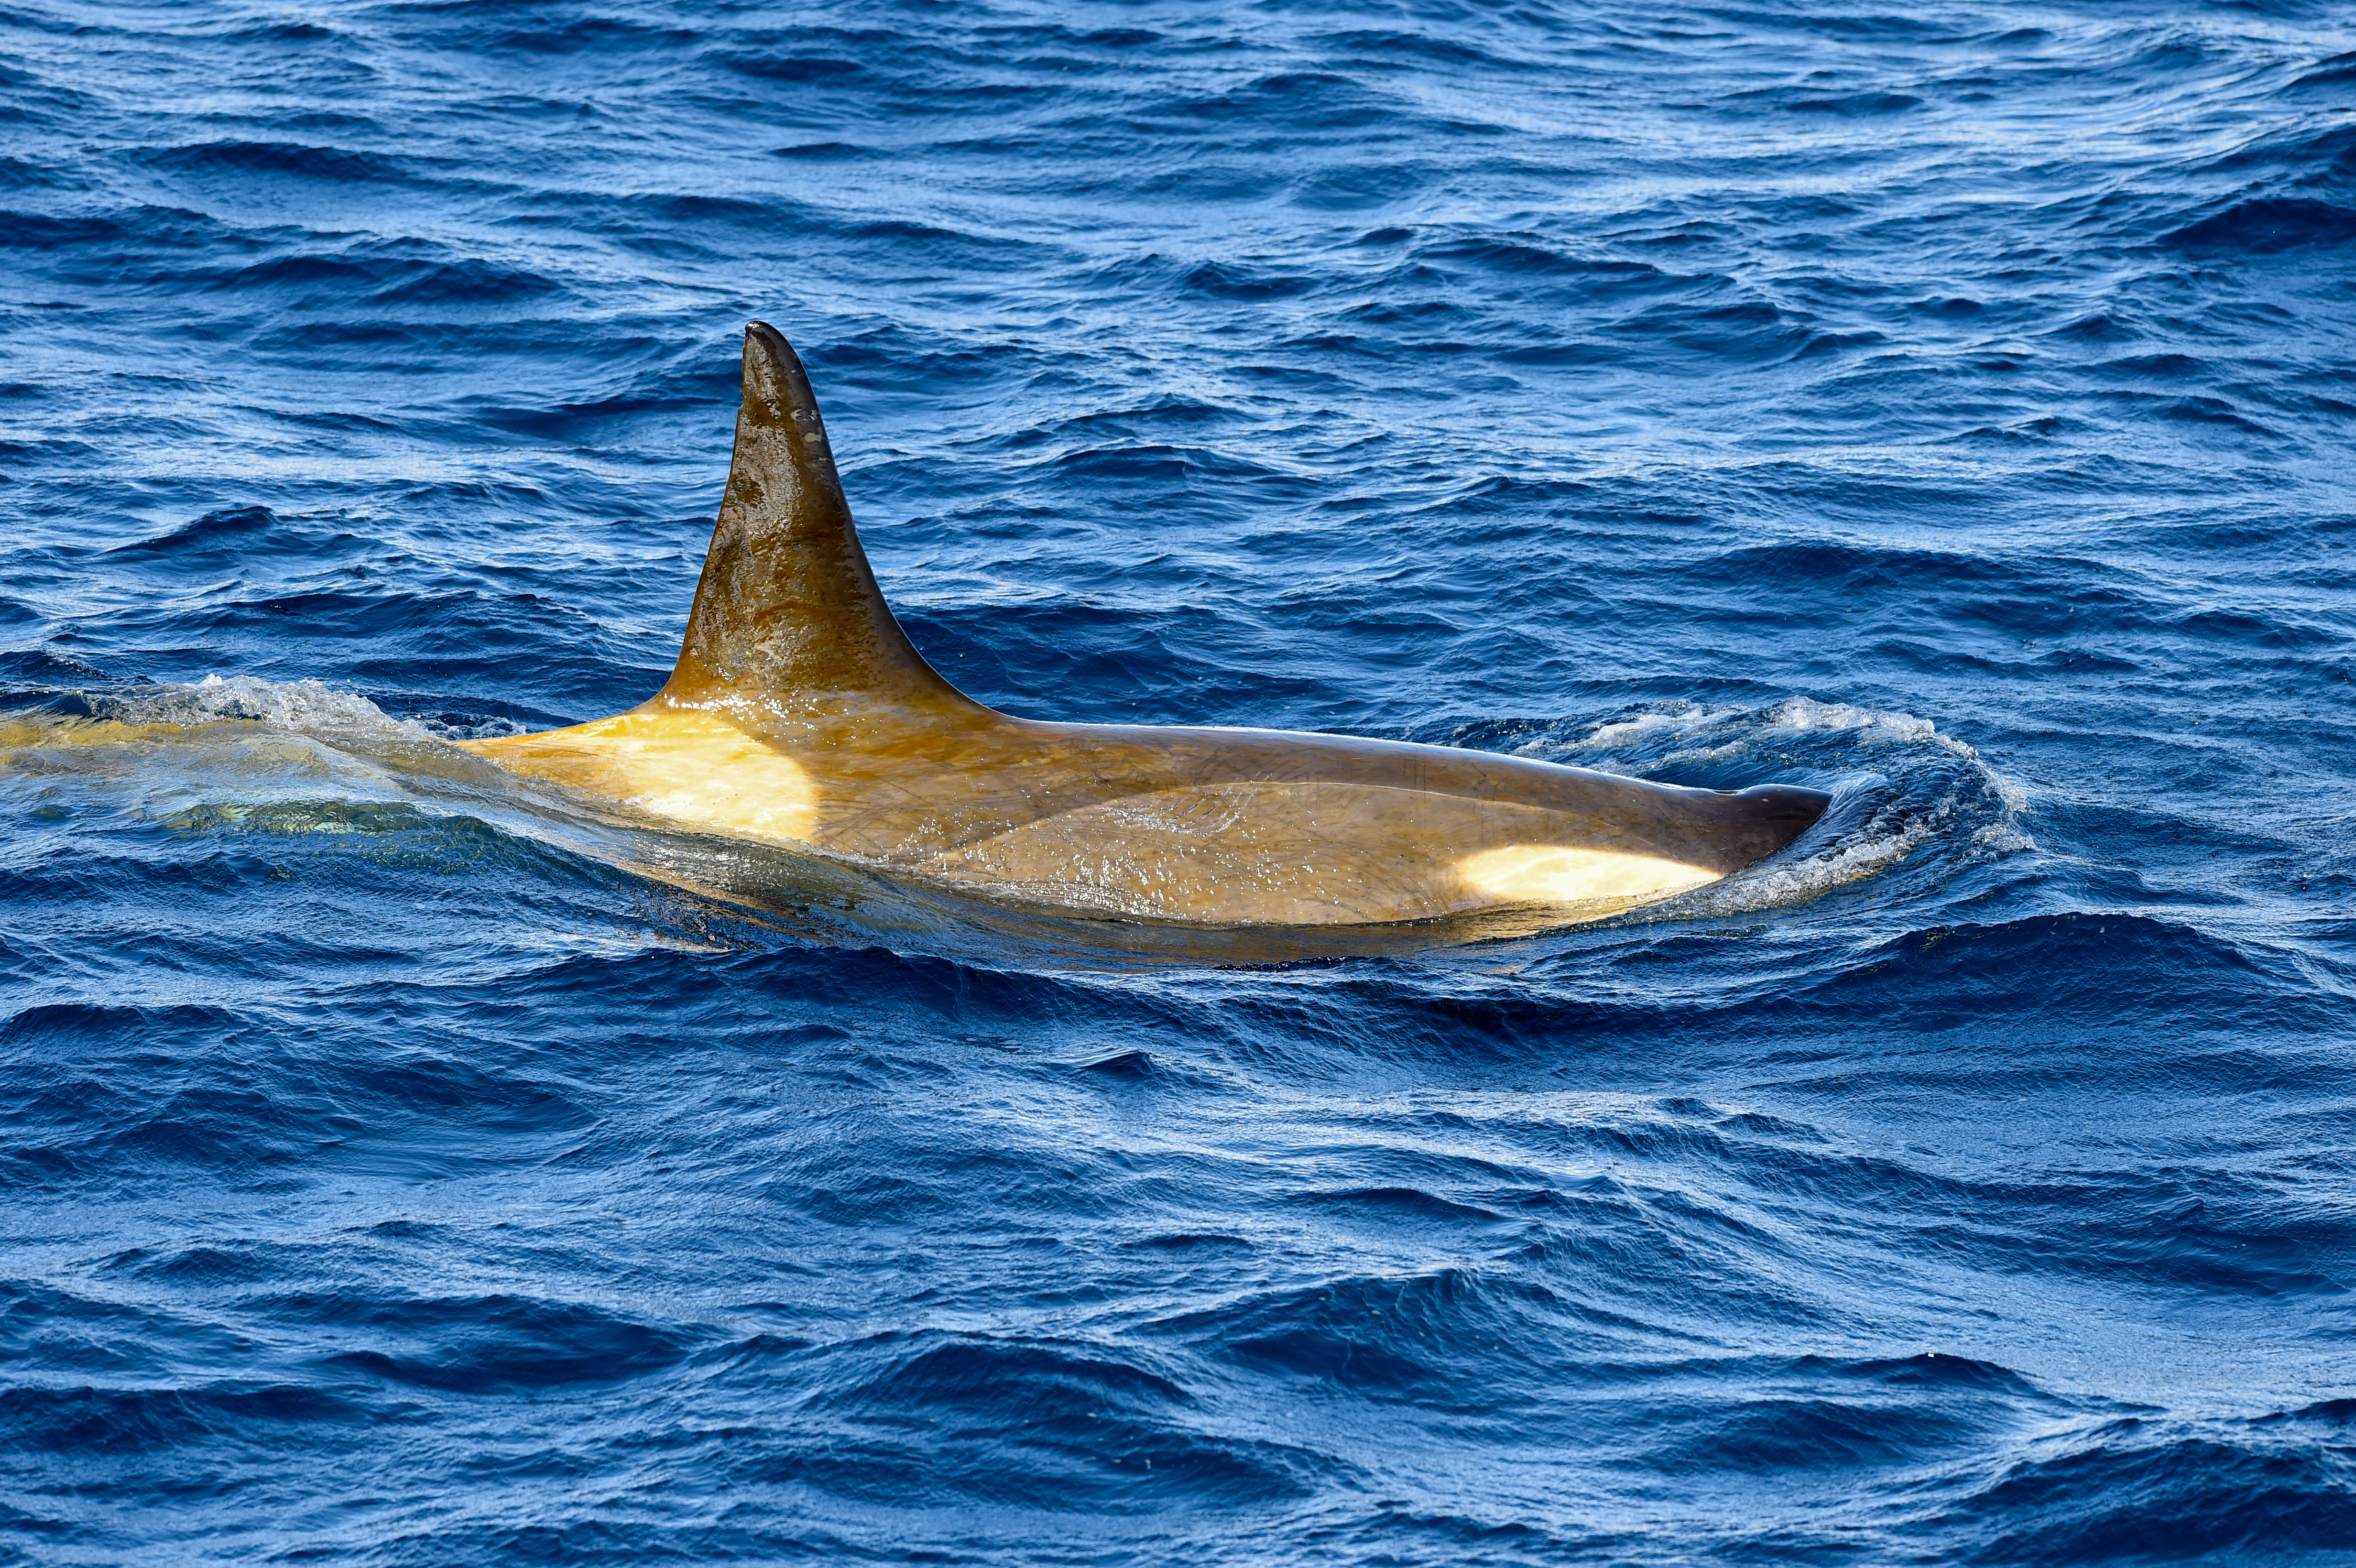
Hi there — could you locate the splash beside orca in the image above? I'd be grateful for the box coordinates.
[460,323,1827,931]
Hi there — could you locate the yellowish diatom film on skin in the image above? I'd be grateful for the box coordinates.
[1455,844,1722,905]
[468,708,820,846]
[440,322,1829,932]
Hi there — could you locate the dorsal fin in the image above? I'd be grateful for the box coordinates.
[657,321,977,717]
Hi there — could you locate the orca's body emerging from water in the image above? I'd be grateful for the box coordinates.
[461,323,1827,930]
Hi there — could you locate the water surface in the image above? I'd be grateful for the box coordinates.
[4,0,2355,1562]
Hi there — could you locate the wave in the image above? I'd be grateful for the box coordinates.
[2166,198,2356,255]
[6,0,2354,1560]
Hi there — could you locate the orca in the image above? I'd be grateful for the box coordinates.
[460,323,1827,930]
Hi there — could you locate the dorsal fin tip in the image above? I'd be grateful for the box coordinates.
[741,320,812,422]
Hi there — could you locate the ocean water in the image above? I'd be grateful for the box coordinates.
[4,0,2355,1560]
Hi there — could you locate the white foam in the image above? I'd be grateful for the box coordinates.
[99,674,426,743]
[1764,697,2028,812]
[1763,696,1942,743]
[1566,704,1747,751]
[1688,815,1937,917]
[1511,696,2042,923]
[1549,696,2029,817]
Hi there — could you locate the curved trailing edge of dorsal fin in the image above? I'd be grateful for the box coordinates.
[656,321,980,718]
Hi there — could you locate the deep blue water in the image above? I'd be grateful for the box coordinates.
[4,0,2356,1561]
